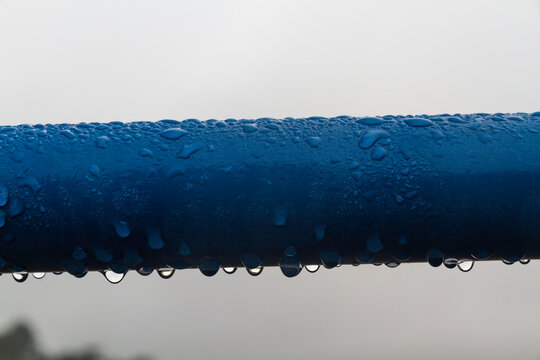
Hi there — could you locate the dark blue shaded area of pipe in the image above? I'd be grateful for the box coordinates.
[1,112,540,277]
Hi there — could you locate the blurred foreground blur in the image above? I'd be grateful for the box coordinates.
[0,323,152,360]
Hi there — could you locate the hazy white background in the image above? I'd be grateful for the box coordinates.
[0,0,539,359]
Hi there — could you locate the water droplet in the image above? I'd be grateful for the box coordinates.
[284,246,297,257]
[371,145,387,161]
[404,118,433,127]
[247,266,263,276]
[314,225,326,241]
[160,128,188,140]
[356,249,373,263]
[12,273,28,283]
[176,142,203,159]
[74,271,87,278]
[242,124,258,133]
[60,259,88,276]
[305,264,320,273]
[458,260,474,272]
[158,268,175,279]
[95,135,110,148]
[0,184,8,206]
[358,129,390,149]
[385,262,400,268]
[273,205,288,226]
[502,259,515,265]
[138,148,153,157]
[60,130,75,139]
[147,227,164,250]
[279,256,302,278]
[108,261,128,274]
[103,270,125,284]
[223,267,237,274]
[366,234,383,253]
[137,268,154,276]
[519,259,530,265]
[242,253,262,269]
[178,241,191,256]
[32,272,46,279]
[357,117,383,125]
[471,246,492,260]
[92,244,113,262]
[114,220,130,238]
[89,164,100,177]
[443,258,458,269]
[319,249,341,269]
[199,260,220,277]
[72,247,87,260]
[305,137,321,148]
[427,248,444,267]
[53,271,63,275]
[7,198,24,218]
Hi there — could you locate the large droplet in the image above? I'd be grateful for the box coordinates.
[357,117,383,126]
[443,258,458,269]
[305,137,321,148]
[103,270,125,284]
[279,256,302,278]
[458,260,474,272]
[178,241,191,256]
[137,268,154,276]
[305,264,320,273]
[427,248,444,267]
[358,129,390,149]
[12,273,28,283]
[519,259,530,265]
[318,249,341,269]
[247,266,263,276]
[114,220,130,238]
[160,128,188,140]
[223,267,237,274]
[366,234,383,253]
[199,260,220,277]
[158,268,175,279]
[404,118,433,127]
[147,227,164,250]
[241,253,262,269]
[32,272,46,279]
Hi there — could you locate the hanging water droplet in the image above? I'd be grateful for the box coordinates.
[241,253,262,269]
[305,264,320,273]
[158,268,175,279]
[502,259,515,265]
[427,248,444,267]
[103,270,125,284]
[53,271,63,275]
[137,268,154,276]
[32,272,46,279]
[356,249,373,263]
[279,256,302,278]
[199,260,220,277]
[13,273,28,283]
[247,266,263,276]
[443,258,458,269]
[458,260,474,272]
[319,249,341,269]
[519,259,530,265]
[223,267,237,274]
[385,262,400,268]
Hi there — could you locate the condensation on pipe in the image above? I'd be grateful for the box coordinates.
[1,112,540,278]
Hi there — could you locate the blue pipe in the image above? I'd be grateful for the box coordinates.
[0,112,539,278]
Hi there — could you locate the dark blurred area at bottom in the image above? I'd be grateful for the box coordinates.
[0,322,152,360]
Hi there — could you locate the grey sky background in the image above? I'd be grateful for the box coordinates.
[0,1,539,359]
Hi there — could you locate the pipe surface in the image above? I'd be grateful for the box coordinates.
[1,112,540,276]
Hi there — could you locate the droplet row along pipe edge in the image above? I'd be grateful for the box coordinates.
[0,112,539,276]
